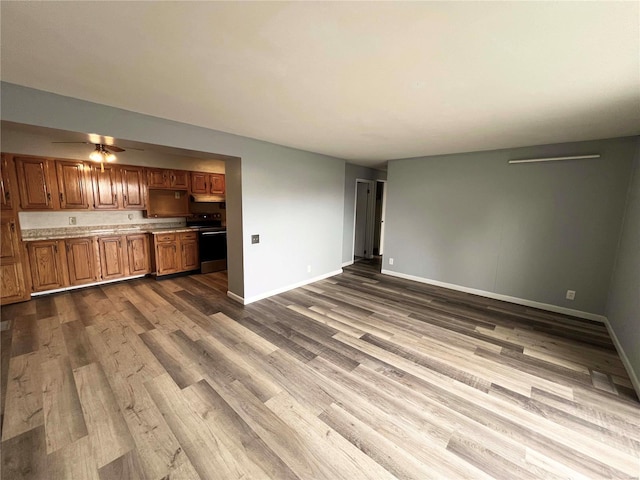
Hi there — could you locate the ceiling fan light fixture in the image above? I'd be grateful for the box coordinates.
[89,144,116,163]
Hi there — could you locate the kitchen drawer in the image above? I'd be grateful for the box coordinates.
[155,233,177,242]
[180,232,197,240]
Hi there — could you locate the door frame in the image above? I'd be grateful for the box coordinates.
[352,179,376,261]
[377,179,388,256]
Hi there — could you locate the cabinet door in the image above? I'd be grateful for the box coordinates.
[170,170,189,189]
[66,237,99,286]
[0,215,27,304]
[56,160,91,210]
[0,216,21,260]
[210,174,225,195]
[92,165,120,209]
[180,233,199,271]
[1,154,16,211]
[127,234,150,275]
[147,168,169,188]
[27,240,67,292]
[15,157,58,210]
[190,172,208,194]
[121,166,146,209]
[0,263,28,305]
[155,242,179,275]
[99,236,126,280]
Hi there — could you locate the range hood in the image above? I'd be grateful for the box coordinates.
[191,194,226,203]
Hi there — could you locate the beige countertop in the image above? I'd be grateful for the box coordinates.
[21,222,195,241]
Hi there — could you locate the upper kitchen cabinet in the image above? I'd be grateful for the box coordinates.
[91,164,120,209]
[1,154,17,211]
[56,159,92,210]
[190,172,225,195]
[15,156,60,210]
[120,165,146,209]
[147,168,190,190]
[210,174,225,194]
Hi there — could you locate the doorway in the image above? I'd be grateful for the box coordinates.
[352,178,387,265]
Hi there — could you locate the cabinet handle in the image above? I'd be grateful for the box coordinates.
[5,191,10,202]
[114,193,118,202]
[46,192,51,202]
[9,221,15,232]
[59,192,64,203]
[123,194,127,204]
[54,244,58,253]
[66,243,70,252]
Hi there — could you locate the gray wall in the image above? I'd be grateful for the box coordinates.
[1,82,346,301]
[242,150,344,299]
[384,137,637,316]
[342,163,386,264]
[606,139,640,388]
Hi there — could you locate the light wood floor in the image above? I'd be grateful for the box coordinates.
[1,260,639,479]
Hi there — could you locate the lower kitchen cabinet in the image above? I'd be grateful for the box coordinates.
[0,215,29,304]
[99,233,151,279]
[180,231,199,271]
[126,234,151,275]
[28,237,100,291]
[152,231,199,276]
[65,237,100,286]
[99,236,127,280]
[27,240,68,292]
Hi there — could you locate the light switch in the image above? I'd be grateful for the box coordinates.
[251,234,260,244]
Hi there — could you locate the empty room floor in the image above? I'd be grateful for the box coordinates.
[1,263,639,479]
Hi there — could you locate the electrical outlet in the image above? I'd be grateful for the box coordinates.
[251,234,260,244]
[174,192,181,199]
[128,214,133,220]
[389,257,394,265]
[566,290,576,300]
[69,216,76,225]
[307,265,312,273]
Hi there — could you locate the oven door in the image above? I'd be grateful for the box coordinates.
[199,230,227,273]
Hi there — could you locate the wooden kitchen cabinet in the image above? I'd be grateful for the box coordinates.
[153,233,180,275]
[92,164,120,209]
[121,166,146,209]
[65,237,99,286]
[0,215,29,304]
[210,174,225,194]
[180,231,199,271]
[147,168,189,190]
[126,233,151,275]
[152,231,198,276]
[1,154,16,211]
[98,236,127,280]
[15,156,59,210]
[56,160,92,210]
[190,172,225,195]
[27,240,67,292]
[99,234,151,279]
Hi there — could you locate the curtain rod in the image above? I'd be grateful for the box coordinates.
[508,154,600,164]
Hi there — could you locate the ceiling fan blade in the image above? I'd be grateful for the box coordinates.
[105,145,125,152]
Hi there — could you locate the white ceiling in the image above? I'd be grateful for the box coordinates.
[1,1,639,168]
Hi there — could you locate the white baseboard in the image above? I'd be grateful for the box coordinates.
[380,269,607,323]
[603,317,640,398]
[31,274,146,297]
[226,290,245,305]
[227,269,343,306]
[342,260,354,267]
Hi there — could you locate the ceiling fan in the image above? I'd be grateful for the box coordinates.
[52,141,142,171]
